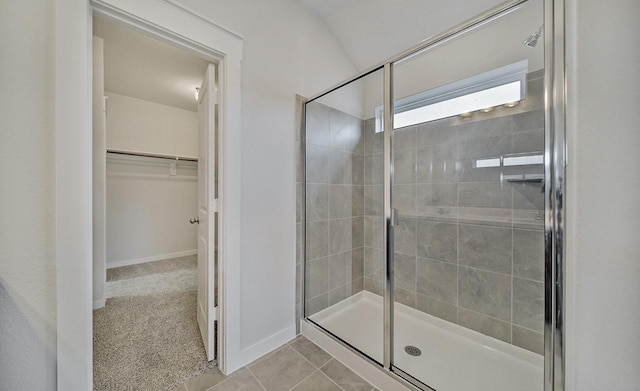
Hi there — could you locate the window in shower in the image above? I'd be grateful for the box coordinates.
[374,60,529,132]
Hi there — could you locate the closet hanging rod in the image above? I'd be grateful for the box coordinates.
[106,149,198,162]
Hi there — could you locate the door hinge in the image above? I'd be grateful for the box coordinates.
[211,198,219,213]
[212,88,220,105]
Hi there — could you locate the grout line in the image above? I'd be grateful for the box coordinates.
[287,346,350,391]
[285,369,319,391]
[243,366,268,391]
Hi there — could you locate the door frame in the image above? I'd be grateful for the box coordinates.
[55,0,243,388]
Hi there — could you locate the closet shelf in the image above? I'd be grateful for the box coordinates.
[106,149,198,162]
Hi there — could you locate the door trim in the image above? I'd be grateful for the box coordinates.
[55,0,243,388]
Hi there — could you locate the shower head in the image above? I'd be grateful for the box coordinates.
[523,25,543,48]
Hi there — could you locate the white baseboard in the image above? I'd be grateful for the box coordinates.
[93,298,106,310]
[106,249,197,269]
[239,324,296,366]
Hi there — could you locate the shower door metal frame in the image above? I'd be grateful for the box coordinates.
[301,0,566,389]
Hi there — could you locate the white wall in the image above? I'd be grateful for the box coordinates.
[176,0,358,357]
[0,0,57,389]
[106,155,198,266]
[565,0,640,389]
[105,91,199,158]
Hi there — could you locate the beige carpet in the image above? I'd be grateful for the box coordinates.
[93,255,215,391]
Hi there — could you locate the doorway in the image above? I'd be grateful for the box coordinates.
[92,15,219,390]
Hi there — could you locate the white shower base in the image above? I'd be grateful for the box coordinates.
[309,291,543,391]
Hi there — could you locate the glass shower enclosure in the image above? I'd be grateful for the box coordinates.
[301,0,565,390]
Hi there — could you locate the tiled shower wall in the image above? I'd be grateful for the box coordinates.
[299,100,366,322]
[362,71,546,354]
[297,71,546,354]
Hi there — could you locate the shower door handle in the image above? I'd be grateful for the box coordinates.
[390,208,400,226]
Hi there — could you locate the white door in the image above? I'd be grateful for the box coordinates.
[196,63,217,361]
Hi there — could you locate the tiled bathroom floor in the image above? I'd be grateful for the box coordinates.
[173,336,379,391]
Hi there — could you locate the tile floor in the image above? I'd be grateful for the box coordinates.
[173,335,380,391]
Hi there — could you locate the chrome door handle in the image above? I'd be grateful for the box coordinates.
[190,218,199,224]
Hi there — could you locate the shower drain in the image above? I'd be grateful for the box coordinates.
[404,345,422,357]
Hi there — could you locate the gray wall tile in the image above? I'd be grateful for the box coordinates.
[364,216,383,249]
[416,183,457,214]
[458,182,512,210]
[416,294,457,323]
[394,253,416,292]
[306,145,330,184]
[395,218,416,256]
[416,258,457,304]
[328,286,347,306]
[416,220,457,263]
[351,217,364,249]
[329,150,352,184]
[459,267,511,321]
[351,277,364,294]
[306,102,330,147]
[457,308,511,343]
[395,287,416,308]
[329,185,352,219]
[364,185,383,216]
[364,119,382,155]
[306,293,328,317]
[364,247,383,280]
[416,143,457,183]
[513,278,545,332]
[394,127,417,152]
[458,224,512,274]
[364,277,382,296]
[364,153,383,186]
[513,229,544,281]
[329,252,351,290]
[351,248,364,280]
[306,184,329,222]
[394,148,416,185]
[329,108,355,152]
[305,257,328,298]
[329,219,352,254]
[394,184,416,215]
[512,325,544,355]
[352,186,364,217]
[306,221,329,260]
[352,155,364,185]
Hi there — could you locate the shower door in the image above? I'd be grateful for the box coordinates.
[304,68,386,364]
[303,0,564,389]
[389,0,547,389]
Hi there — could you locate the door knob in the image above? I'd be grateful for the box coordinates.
[190,218,199,224]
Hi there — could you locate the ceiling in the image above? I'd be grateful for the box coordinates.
[93,17,210,112]
[295,0,508,70]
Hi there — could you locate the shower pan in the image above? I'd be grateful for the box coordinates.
[300,0,565,390]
